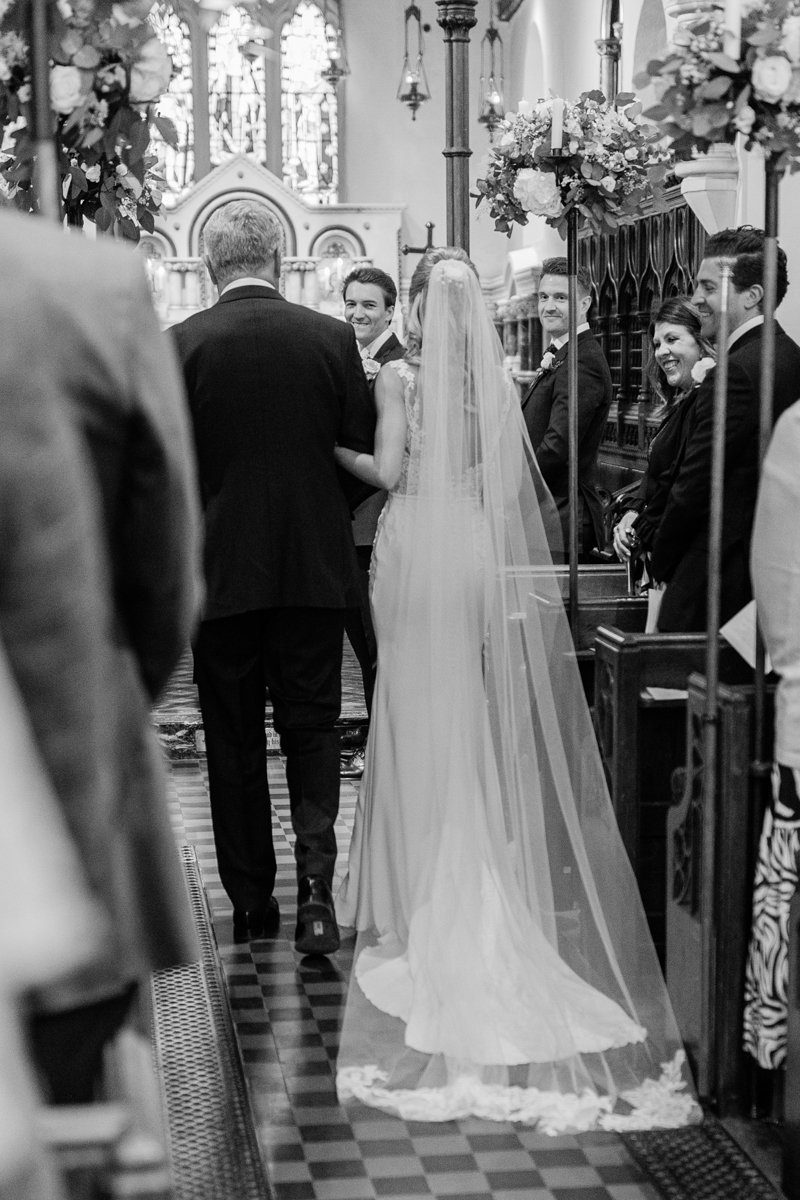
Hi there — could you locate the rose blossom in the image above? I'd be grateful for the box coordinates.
[49,64,85,114]
[690,356,715,385]
[512,168,564,218]
[751,54,794,103]
[129,36,171,102]
[600,174,616,192]
[734,104,756,134]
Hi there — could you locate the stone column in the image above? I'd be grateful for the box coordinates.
[436,1,478,252]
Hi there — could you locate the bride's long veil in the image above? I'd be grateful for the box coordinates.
[336,258,699,1131]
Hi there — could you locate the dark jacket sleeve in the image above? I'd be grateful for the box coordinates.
[116,268,203,700]
[648,361,756,583]
[534,346,608,484]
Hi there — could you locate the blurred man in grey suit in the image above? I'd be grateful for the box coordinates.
[0,209,202,1103]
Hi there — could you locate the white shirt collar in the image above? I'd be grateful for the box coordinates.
[220,277,276,296]
[551,322,590,350]
[728,314,764,349]
[361,328,394,359]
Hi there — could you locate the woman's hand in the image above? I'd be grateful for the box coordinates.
[613,509,639,562]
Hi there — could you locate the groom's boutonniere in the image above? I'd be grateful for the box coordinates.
[690,356,715,385]
[362,357,381,382]
[540,349,556,372]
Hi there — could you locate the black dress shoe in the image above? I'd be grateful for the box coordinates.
[294,876,340,956]
[233,897,280,944]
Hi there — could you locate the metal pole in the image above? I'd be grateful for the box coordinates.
[596,0,622,102]
[566,209,580,634]
[753,157,782,823]
[699,256,734,1100]
[436,1,477,252]
[30,0,61,221]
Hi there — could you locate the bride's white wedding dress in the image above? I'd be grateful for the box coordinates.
[336,264,699,1133]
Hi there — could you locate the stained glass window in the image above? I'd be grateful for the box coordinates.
[150,1,194,192]
[281,2,338,203]
[208,6,268,166]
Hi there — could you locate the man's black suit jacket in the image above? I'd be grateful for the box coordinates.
[650,321,800,631]
[521,330,612,553]
[172,285,375,620]
[351,332,406,546]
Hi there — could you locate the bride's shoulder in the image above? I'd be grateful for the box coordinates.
[386,358,416,385]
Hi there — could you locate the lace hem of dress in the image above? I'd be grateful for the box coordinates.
[337,1051,700,1134]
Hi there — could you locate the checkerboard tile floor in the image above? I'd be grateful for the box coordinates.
[165,722,666,1200]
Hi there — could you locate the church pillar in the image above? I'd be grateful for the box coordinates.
[436,1,478,252]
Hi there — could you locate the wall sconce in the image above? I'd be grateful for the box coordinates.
[478,0,504,142]
[397,4,430,121]
[321,0,350,86]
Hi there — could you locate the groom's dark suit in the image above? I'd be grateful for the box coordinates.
[346,331,406,718]
[521,329,612,558]
[172,283,374,911]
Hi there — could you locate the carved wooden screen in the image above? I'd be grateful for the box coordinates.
[579,188,706,484]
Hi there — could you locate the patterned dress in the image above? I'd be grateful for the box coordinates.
[743,763,800,1069]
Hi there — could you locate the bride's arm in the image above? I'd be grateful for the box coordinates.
[335,365,407,489]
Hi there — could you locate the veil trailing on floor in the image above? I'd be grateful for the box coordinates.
[336,257,699,1132]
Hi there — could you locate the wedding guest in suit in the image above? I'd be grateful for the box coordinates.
[341,266,405,778]
[173,201,375,957]
[521,257,612,561]
[649,227,800,631]
[0,208,201,1103]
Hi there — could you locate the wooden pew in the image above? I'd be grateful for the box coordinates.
[666,674,774,1116]
[785,890,800,1198]
[592,626,751,962]
[509,565,647,698]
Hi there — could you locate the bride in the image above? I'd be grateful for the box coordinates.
[333,247,700,1132]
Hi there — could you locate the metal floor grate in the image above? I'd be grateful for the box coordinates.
[151,845,272,1200]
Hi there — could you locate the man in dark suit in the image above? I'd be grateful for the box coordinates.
[650,226,800,632]
[341,266,405,777]
[173,200,375,956]
[521,257,612,560]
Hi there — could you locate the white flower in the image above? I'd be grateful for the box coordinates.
[624,146,640,161]
[49,64,85,114]
[540,350,556,371]
[513,168,564,217]
[129,35,172,102]
[497,129,516,151]
[600,174,616,192]
[362,358,381,381]
[751,54,794,103]
[782,15,800,65]
[734,103,756,133]
[84,163,101,182]
[690,356,715,384]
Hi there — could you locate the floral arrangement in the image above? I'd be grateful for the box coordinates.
[474,89,671,238]
[0,0,176,239]
[641,0,800,170]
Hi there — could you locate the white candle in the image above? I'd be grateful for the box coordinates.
[550,97,564,151]
[723,0,741,61]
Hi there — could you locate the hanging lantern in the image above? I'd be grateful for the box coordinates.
[397,4,431,120]
[321,0,350,86]
[478,1,505,142]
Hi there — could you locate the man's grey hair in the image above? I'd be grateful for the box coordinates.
[203,200,283,280]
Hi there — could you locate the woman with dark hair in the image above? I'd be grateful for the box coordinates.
[331,248,699,1131]
[613,297,715,587]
